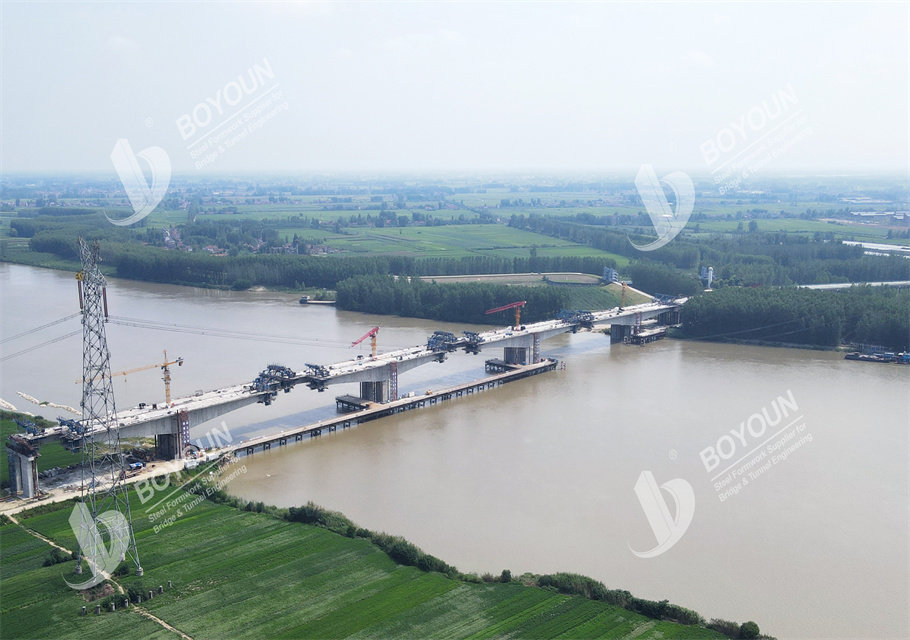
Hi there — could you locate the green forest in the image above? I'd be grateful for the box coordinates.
[680,286,909,350]
[336,276,569,325]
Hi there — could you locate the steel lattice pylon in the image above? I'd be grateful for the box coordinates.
[75,238,142,578]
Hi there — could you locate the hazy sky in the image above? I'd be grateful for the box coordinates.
[2,1,908,175]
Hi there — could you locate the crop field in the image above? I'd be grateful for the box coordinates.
[273,224,629,263]
[686,217,905,242]
[1,488,724,639]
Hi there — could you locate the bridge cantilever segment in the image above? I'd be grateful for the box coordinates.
[461,299,685,360]
[300,346,448,402]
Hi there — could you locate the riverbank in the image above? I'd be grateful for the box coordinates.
[0,253,338,299]
[0,478,765,639]
[667,330,844,352]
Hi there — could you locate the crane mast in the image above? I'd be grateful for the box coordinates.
[76,351,183,405]
[485,301,527,330]
[351,326,380,359]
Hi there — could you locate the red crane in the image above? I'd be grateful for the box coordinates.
[485,301,527,329]
[351,326,380,358]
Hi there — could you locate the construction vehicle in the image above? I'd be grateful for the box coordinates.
[77,350,183,405]
[485,301,527,330]
[351,326,380,358]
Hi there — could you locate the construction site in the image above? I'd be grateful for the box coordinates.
[2,241,683,530]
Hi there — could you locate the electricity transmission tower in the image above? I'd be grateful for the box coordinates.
[74,238,142,578]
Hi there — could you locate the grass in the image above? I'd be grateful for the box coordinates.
[604,282,652,306]
[1,413,79,489]
[562,286,623,311]
[0,487,726,639]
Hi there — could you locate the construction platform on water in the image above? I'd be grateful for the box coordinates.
[229,358,558,457]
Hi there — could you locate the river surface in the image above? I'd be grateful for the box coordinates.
[1,262,907,639]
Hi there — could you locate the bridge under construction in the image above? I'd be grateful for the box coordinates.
[7,288,683,499]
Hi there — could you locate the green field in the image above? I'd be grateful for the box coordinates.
[1,488,727,639]
[562,286,623,311]
[686,217,908,243]
[273,224,629,263]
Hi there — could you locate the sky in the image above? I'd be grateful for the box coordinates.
[1,1,908,176]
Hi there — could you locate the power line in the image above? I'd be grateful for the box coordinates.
[106,315,414,351]
[685,317,805,341]
[0,329,82,363]
[0,312,81,345]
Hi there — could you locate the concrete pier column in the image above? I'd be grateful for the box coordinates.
[6,438,40,498]
[155,433,177,460]
[20,453,38,498]
[610,325,631,344]
[7,449,19,495]
[360,381,389,404]
[503,347,529,365]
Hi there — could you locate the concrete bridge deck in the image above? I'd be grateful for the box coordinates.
[226,359,558,457]
[19,299,684,449]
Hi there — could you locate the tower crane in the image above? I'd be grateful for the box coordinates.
[485,300,527,329]
[621,281,627,309]
[77,350,183,405]
[351,327,380,359]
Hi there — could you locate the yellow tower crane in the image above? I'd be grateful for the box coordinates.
[77,350,184,404]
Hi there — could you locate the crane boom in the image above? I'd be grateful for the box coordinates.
[485,301,527,314]
[76,350,183,405]
[485,301,527,329]
[351,327,380,358]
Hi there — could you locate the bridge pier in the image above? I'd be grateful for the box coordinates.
[611,324,632,344]
[503,347,529,365]
[155,433,179,460]
[657,309,681,325]
[360,381,390,404]
[5,439,39,499]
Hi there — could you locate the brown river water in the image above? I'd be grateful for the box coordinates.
[1,263,906,639]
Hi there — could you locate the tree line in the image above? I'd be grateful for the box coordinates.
[680,286,909,351]
[510,213,910,286]
[629,261,704,296]
[18,221,616,290]
[336,275,570,324]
